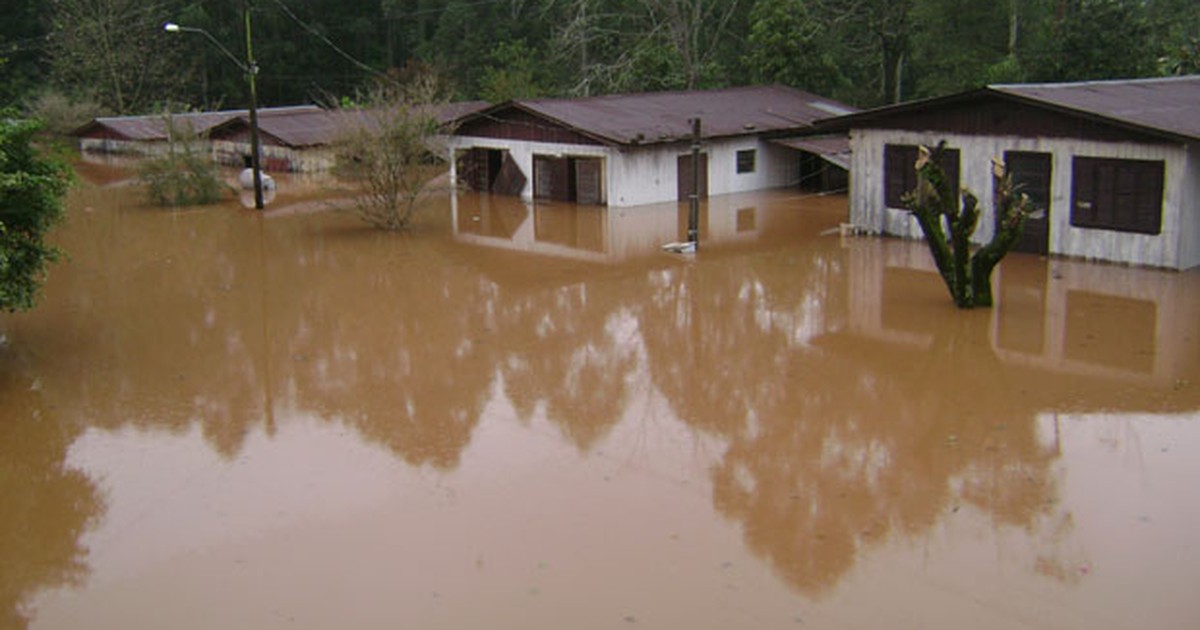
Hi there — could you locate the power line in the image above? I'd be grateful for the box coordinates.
[267,0,394,83]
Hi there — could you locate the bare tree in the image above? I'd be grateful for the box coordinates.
[334,77,452,230]
[643,0,742,89]
[47,0,188,114]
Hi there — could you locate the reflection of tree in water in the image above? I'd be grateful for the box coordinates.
[0,365,104,630]
[27,186,273,459]
[492,277,639,453]
[639,246,1064,597]
[272,228,496,470]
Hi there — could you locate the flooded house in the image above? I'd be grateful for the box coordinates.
[205,100,491,173]
[822,75,1200,270]
[74,101,490,173]
[73,105,322,159]
[445,85,856,207]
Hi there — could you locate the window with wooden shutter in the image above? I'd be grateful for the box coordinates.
[884,144,959,209]
[1070,157,1163,235]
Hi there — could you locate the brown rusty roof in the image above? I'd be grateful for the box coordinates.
[459,85,858,146]
[992,75,1200,141]
[73,106,322,141]
[210,101,490,148]
[770,134,852,169]
[818,75,1200,143]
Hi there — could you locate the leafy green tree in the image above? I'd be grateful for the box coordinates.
[0,1,52,108]
[744,0,843,95]
[479,40,545,102]
[1026,0,1156,81]
[908,0,1012,96]
[0,116,70,313]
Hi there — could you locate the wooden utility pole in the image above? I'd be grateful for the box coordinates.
[244,0,264,210]
[687,117,701,247]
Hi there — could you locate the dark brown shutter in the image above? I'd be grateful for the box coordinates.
[938,148,960,197]
[884,144,919,208]
[1071,157,1162,235]
[574,158,603,205]
[677,153,709,201]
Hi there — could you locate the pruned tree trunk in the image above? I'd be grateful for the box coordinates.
[904,144,1034,308]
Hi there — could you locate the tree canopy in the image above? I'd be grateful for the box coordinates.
[0,116,70,312]
[1,0,1197,114]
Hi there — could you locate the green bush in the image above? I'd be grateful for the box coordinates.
[0,115,71,312]
[137,116,227,207]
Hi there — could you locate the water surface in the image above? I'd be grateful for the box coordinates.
[2,168,1198,629]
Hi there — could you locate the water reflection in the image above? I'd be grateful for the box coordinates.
[2,175,1199,628]
[0,355,103,629]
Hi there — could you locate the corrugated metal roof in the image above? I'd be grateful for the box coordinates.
[461,85,858,146]
[818,75,1200,143]
[74,106,322,141]
[212,101,491,148]
[771,134,852,169]
[992,75,1200,142]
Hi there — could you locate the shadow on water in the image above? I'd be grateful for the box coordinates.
[2,167,1199,627]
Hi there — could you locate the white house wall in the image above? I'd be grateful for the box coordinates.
[448,136,799,208]
[849,129,1193,269]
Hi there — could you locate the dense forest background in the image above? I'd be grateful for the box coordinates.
[2,0,1198,119]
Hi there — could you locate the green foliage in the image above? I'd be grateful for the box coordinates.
[745,0,844,95]
[0,115,70,312]
[1158,37,1200,75]
[3,0,1198,111]
[1027,0,1156,82]
[137,117,226,207]
[909,0,1012,96]
[479,40,545,103]
[903,143,1034,309]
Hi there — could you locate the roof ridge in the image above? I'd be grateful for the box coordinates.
[991,74,1200,90]
[519,83,806,106]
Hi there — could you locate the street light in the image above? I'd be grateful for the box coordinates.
[164,10,265,210]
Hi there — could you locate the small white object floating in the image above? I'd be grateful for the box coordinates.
[239,168,276,191]
[661,241,697,254]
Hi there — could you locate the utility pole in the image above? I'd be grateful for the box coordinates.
[687,117,702,248]
[244,0,264,210]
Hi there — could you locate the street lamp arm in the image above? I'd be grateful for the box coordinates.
[163,22,249,74]
[164,12,265,211]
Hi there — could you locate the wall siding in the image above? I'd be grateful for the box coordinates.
[849,129,1193,269]
[457,110,603,146]
[1182,146,1200,270]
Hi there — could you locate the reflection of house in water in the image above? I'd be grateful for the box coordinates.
[843,238,1200,386]
[449,192,834,265]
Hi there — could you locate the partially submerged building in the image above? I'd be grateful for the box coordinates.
[73,106,322,158]
[206,101,490,172]
[74,101,490,173]
[446,85,856,207]
[821,75,1200,270]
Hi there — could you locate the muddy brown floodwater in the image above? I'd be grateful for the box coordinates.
[2,163,1199,630]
